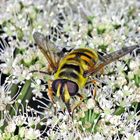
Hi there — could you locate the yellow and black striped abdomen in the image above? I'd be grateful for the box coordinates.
[54,48,98,89]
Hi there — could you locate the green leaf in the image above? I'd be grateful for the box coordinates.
[113,106,125,115]
[10,80,31,116]
[113,24,121,29]
[98,44,108,52]
[97,26,106,34]
[134,75,140,87]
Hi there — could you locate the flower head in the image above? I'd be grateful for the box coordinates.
[0,0,140,139]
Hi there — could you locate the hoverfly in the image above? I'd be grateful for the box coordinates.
[33,31,139,116]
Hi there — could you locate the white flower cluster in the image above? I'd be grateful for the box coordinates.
[0,0,139,139]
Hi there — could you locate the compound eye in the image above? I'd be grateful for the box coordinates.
[52,79,79,96]
[66,81,79,96]
[52,79,61,93]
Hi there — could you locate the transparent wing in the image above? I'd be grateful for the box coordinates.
[33,32,62,71]
[85,45,139,77]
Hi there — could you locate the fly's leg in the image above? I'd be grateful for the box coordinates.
[99,67,104,75]
[65,101,73,117]
[92,85,103,111]
[48,80,57,114]
[71,93,84,114]
[30,70,51,75]
[86,80,103,111]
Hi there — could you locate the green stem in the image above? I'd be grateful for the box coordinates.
[92,114,101,133]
